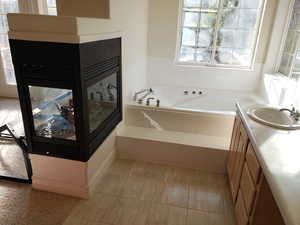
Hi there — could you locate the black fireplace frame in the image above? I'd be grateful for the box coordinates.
[9,38,122,162]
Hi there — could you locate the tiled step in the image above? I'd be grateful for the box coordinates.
[117,126,230,174]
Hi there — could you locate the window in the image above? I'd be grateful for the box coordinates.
[177,0,265,68]
[278,0,300,79]
[0,0,19,85]
[47,0,57,15]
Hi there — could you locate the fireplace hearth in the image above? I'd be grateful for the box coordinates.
[9,38,122,162]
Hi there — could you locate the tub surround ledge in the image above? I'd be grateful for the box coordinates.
[236,102,300,225]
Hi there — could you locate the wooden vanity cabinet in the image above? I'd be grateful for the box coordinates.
[228,114,285,225]
[227,116,249,202]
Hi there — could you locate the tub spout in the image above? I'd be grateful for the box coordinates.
[146,97,155,106]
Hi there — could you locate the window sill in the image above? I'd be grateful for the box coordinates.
[174,60,255,72]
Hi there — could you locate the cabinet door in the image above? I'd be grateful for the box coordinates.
[227,116,241,178]
[246,143,261,185]
[250,176,285,225]
[235,190,249,225]
[228,115,249,202]
[240,162,256,216]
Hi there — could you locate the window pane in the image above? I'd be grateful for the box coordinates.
[223,0,240,9]
[182,28,196,46]
[198,28,214,47]
[47,0,57,15]
[0,15,8,33]
[234,30,253,49]
[201,0,219,9]
[0,33,9,48]
[279,54,293,76]
[184,0,201,8]
[1,48,15,85]
[293,51,300,73]
[232,49,252,66]
[200,13,217,27]
[180,47,195,61]
[47,0,56,7]
[279,0,300,76]
[196,48,212,62]
[0,0,18,14]
[183,12,199,27]
[238,9,258,29]
[284,31,299,54]
[48,8,57,16]
[218,29,235,47]
[0,0,18,85]
[215,48,233,64]
[178,0,264,67]
[220,9,239,28]
[240,0,262,9]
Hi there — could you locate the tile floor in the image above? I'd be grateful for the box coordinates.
[0,159,236,225]
[0,98,236,225]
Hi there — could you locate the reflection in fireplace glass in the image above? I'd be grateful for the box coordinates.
[29,86,76,140]
[88,73,118,133]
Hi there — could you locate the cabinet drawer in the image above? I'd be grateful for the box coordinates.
[246,144,261,184]
[235,190,249,225]
[240,162,256,216]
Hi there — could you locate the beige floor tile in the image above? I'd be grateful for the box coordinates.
[147,203,187,225]
[159,179,189,208]
[140,178,165,201]
[120,175,146,198]
[130,161,168,180]
[189,172,225,213]
[95,173,127,196]
[108,159,135,176]
[223,180,236,225]
[166,166,198,184]
[187,209,233,225]
[101,198,151,225]
[63,193,117,225]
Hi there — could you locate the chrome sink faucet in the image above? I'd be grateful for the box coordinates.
[280,105,300,121]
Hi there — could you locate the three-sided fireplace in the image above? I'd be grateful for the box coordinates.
[9,38,122,162]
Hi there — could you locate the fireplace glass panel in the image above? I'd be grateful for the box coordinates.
[88,73,118,133]
[29,86,76,140]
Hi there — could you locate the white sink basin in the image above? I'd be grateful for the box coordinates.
[247,106,300,130]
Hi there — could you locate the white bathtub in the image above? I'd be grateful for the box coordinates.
[129,86,261,115]
[118,87,261,173]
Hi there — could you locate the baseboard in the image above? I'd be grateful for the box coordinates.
[117,136,229,174]
[88,149,116,195]
[32,176,89,199]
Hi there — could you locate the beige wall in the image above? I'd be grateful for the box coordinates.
[147,0,279,91]
[57,0,110,18]
[110,0,148,102]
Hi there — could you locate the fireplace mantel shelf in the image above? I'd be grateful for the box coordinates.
[8,13,121,44]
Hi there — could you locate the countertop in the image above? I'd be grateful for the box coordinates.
[236,102,300,225]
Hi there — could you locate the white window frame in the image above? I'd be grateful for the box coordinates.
[174,0,267,70]
[275,0,300,78]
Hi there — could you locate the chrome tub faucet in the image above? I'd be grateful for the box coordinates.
[134,88,153,102]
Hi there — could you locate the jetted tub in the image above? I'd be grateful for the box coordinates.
[118,87,262,173]
[124,86,262,142]
[130,86,260,115]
